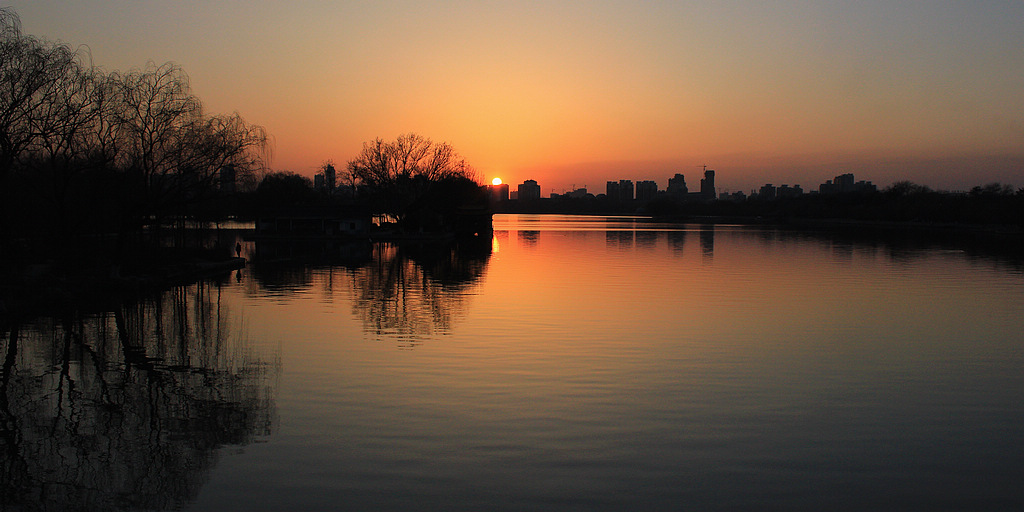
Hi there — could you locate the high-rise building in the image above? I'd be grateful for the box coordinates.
[518,179,541,201]
[777,184,803,198]
[606,181,620,200]
[636,180,658,201]
[618,180,634,201]
[667,174,688,195]
[819,173,876,194]
[489,183,509,202]
[323,164,337,192]
[700,170,715,199]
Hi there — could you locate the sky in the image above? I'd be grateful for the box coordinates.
[6,1,1024,193]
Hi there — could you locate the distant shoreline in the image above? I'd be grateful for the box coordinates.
[4,214,1021,324]
[649,213,1024,236]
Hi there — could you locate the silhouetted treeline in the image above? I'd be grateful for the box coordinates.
[232,134,491,238]
[345,133,489,234]
[0,8,267,264]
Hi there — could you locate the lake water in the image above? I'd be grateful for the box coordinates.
[3,214,1023,511]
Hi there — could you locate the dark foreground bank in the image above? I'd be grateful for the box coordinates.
[0,247,245,326]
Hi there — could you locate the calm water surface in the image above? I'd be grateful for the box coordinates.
[3,215,1023,511]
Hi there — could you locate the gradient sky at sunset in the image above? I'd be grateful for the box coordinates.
[7,1,1023,193]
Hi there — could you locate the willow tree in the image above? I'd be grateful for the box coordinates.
[346,133,478,226]
[114,63,269,228]
[0,7,270,255]
[0,8,82,242]
[0,8,79,178]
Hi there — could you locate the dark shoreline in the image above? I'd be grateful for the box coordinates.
[4,214,1023,325]
[0,253,245,325]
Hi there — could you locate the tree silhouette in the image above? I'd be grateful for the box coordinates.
[0,8,269,258]
[346,133,477,226]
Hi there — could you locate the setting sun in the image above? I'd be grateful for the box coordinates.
[491,177,502,186]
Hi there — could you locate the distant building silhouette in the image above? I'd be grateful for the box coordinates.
[819,173,876,194]
[777,184,803,198]
[619,180,634,201]
[667,174,688,196]
[719,190,746,201]
[700,169,715,199]
[489,183,509,202]
[518,179,541,201]
[754,182,803,200]
[566,187,588,198]
[636,180,658,201]
[606,181,620,200]
[606,180,634,202]
[324,165,336,192]
[313,165,338,195]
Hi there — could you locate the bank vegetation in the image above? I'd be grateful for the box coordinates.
[1,8,268,266]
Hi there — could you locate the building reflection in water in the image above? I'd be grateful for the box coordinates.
[667,230,687,255]
[635,230,658,250]
[700,223,715,263]
[518,230,540,247]
[606,230,634,250]
[0,281,277,511]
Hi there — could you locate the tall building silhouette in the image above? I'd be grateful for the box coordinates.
[819,173,875,194]
[667,174,688,195]
[616,180,634,201]
[607,180,636,201]
[518,179,541,201]
[636,180,658,201]
[606,181,620,200]
[700,170,715,199]
[489,183,509,202]
[324,164,337,192]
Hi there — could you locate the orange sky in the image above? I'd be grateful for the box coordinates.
[8,1,1024,193]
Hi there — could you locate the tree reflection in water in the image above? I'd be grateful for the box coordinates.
[249,237,491,347]
[0,280,277,511]
[346,241,491,346]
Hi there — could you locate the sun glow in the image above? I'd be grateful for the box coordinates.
[492,177,503,186]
